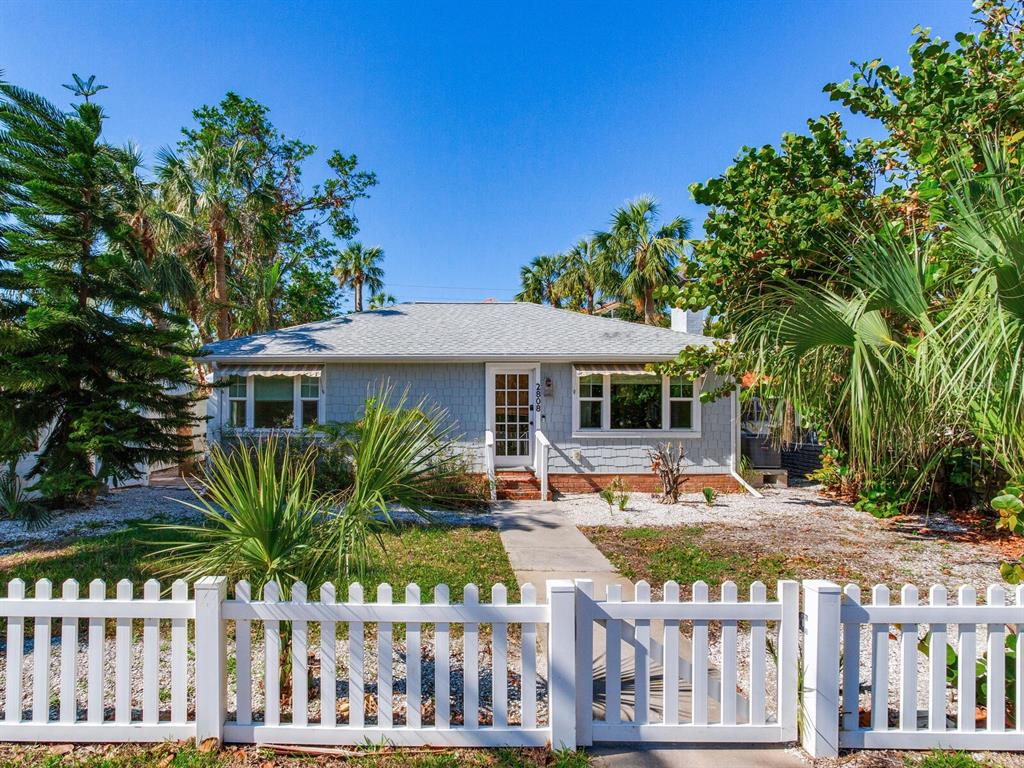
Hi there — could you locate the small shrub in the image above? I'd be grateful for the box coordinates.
[808,444,856,498]
[0,464,49,530]
[702,486,716,507]
[600,477,625,512]
[855,481,907,519]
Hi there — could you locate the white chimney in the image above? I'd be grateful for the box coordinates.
[670,307,707,336]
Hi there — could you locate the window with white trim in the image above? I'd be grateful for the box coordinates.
[223,373,323,431]
[253,375,295,429]
[574,373,699,433]
[668,376,694,429]
[299,376,320,428]
[227,376,247,428]
[578,374,604,429]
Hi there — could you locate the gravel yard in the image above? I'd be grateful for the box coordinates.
[562,484,1007,592]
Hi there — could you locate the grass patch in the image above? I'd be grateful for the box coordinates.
[0,521,517,599]
[906,750,1006,768]
[0,743,592,767]
[581,525,800,598]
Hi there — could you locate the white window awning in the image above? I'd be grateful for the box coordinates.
[574,363,655,377]
[217,364,323,378]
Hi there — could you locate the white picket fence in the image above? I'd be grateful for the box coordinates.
[803,580,1023,757]
[575,579,800,745]
[0,576,1020,754]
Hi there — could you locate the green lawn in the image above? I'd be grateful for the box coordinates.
[0,521,518,600]
[0,743,591,768]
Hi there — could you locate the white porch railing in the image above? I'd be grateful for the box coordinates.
[483,429,496,501]
[535,430,550,501]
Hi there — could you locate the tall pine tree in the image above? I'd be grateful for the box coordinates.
[0,77,198,504]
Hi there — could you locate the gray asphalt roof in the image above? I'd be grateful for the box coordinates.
[200,302,713,362]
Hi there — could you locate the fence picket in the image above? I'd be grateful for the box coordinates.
[434,584,450,728]
[957,586,976,733]
[170,580,187,724]
[986,585,1006,732]
[604,583,621,725]
[841,584,861,733]
[463,584,479,729]
[263,581,281,727]
[870,585,890,731]
[662,581,680,725]
[1017,585,1024,733]
[520,583,537,729]
[633,581,651,725]
[377,583,393,728]
[720,581,738,725]
[406,584,421,728]
[748,582,767,726]
[32,579,52,724]
[927,586,947,732]
[234,581,252,725]
[348,583,364,728]
[691,581,709,726]
[491,584,508,729]
[898,585,918,732]
[87,579,105,724]
[319,582,336,728]
[5,579,25,724]
[59,579,79,724]
[291,582,308,727]
[142,580,160,725]
[115,580,133,724]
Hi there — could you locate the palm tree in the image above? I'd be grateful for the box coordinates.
[515,254,565,307]
[334,242,384,312]
[555,237,612,314]
[597,196,689,324]
[157,135,254,340]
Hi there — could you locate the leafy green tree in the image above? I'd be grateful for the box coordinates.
[0,78,197,504]
[160,93,376,339]
[597,196,688,325]
[515,253,565,307]
[824,0,1024,195]
[334,242,384,312]
[282,260,343,325]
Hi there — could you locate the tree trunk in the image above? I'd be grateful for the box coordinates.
[354,279,363,312]
[211,221,230,340]
[586,291,595,314]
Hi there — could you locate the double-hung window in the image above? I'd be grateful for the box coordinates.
[221,371,322,431]
[227,376,247,428]
[574,369,699,434]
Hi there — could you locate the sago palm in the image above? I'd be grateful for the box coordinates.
[596,196,688,324]
[334,242,384,312]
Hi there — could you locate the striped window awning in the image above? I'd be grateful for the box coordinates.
[574,363,656,377]
[216,364,323,378]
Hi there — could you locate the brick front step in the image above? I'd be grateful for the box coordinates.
[495,471,550,501]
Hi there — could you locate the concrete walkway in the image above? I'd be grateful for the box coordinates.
[493,500,804,768]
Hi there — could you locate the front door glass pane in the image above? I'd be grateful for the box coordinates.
[494,371,530,460]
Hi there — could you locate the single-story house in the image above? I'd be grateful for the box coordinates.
[199,302,747,499]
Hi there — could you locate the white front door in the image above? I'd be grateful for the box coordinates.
[487,366,536,467]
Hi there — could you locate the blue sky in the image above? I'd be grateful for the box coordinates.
[2,0,972,307]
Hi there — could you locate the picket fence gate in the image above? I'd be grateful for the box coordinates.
[0,576,1020,755]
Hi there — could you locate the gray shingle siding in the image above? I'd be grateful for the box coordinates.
[322,362,731,474]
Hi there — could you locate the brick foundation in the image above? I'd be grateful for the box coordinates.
[547,473,741,495]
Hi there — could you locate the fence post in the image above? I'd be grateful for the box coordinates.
[194,576,228,746]
[574,579,594,747]
[801,580,842,758]
[547,579,577,751]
